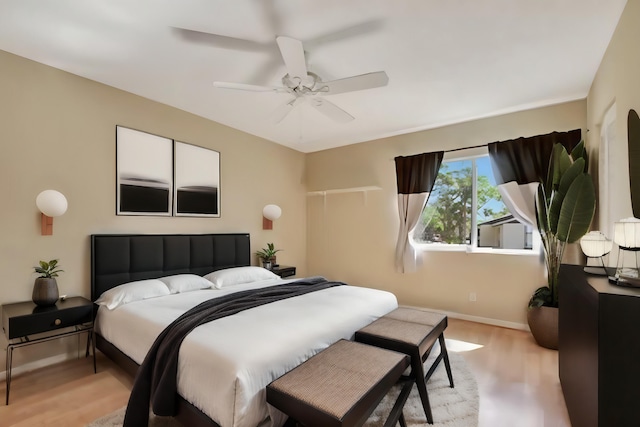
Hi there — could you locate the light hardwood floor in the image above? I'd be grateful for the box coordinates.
[0,319,571,427]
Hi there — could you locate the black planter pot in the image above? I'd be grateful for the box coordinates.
[32,277,59,306]
[527,305,558,350]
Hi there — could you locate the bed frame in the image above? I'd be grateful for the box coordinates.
[91,233,252,427]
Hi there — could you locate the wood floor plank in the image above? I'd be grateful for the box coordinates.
[446,319,570,427]
[0,361,130,427]
[0,319,571,426]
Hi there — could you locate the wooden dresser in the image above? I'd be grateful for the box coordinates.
[559,264,640,427]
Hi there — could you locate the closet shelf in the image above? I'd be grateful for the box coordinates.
[307,186,382,196]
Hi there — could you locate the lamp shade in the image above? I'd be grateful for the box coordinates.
[614,217,640,249]
[262,204,282,221]
[580,231,613,257]
[36,190,68,217]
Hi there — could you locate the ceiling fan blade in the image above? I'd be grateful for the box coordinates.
[305,19,384,49]
[171,27,269,53]
[320,71,389,95]
[213,81,289,93]
[276,36,308,80]
[271,97,305,123]
[309,98,354,123]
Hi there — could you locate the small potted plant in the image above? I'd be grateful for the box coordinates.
[255,243,281,270]
[32,259,63,306]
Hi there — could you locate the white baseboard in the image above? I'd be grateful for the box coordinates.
[401,305,530,331]
[0,352,78,383]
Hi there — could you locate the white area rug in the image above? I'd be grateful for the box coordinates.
[366,352,478,427]
[87,352,478,427]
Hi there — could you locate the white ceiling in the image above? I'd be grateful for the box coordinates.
[0,0,628,153]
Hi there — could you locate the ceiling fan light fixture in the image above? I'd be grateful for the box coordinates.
[212,36,387,124]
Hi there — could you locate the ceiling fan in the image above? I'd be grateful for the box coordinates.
[212,36,389,123]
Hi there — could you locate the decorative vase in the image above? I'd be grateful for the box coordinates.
[527,306,558,350]
[32,278,59,306]
[262,260,273,270]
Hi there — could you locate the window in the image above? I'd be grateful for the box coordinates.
[599,102,616,240]
[413,153,534,252]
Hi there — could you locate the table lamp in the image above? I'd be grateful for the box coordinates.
[611,217,640,284]
[580,231,612,275]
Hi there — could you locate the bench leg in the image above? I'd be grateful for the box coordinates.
[399,412,407,427]
[383,379,414,427]
[413,354,434,424]
[438,333,455,388]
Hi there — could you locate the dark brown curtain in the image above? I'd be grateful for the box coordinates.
[395,152,444,194]
[486,129,582,228]
[488,129,582,185]
[394,151,444,273]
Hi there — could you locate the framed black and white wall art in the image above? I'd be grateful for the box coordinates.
[116,126,173,216]
[174,141,220,217]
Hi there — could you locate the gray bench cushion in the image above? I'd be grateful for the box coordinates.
[267,339,409,427]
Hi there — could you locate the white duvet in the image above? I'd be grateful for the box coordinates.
[95,278,398,427]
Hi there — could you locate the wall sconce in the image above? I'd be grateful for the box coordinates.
[612,217,640,279]
[262,204,282,230]
[36,190,68,235]
[579,231,612,275]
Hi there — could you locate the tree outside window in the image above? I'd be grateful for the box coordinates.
[414,155,531,250]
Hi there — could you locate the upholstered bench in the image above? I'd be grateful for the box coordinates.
[266,339,412,427]
[354,307,454,424]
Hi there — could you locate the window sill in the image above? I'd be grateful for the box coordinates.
[467,247,539,256]
[414,243,467,252]
[414,243,539,256]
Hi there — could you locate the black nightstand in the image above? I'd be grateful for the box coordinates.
[271,265,296,278]
[1,296,95,404]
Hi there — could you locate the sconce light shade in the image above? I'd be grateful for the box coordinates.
[613,217,640,249]
[580,231,613,258]
[36,190,68,217]
[263,204,282,221]
[36,190,67,235]
[262,204,282,230]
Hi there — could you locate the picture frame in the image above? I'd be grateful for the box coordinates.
[116,126,173,216]
[173,141,221,217]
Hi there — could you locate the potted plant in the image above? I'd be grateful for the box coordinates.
[528,141,596,349]
[32,259,63,306]
[255,243,281,270]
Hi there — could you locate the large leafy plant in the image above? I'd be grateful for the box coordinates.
[530,141,596,308]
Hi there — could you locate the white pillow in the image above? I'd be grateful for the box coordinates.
[204,266,279,289]
[159,274,213,293]
[95,279,170,310]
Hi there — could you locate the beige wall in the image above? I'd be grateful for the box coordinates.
[306,100,586,326]
[587,0,640,238]
[0,50,307,369]
[3,0,638,373]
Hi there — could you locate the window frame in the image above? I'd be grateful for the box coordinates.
[411,149,541,256]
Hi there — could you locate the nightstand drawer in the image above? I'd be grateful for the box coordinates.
[2,297,92,339]
[272,265,296,278]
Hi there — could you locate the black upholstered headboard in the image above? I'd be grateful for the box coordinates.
[91,233,251,301]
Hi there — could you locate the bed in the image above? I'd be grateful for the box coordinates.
[91,233,398,427]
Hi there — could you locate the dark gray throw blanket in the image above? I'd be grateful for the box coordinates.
[123,276,343,427]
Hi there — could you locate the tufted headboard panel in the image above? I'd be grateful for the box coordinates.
[91,233,250,301]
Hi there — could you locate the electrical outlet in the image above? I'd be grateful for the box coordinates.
[469,292,477,302]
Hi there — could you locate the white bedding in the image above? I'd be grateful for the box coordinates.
[95,277,398,427]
